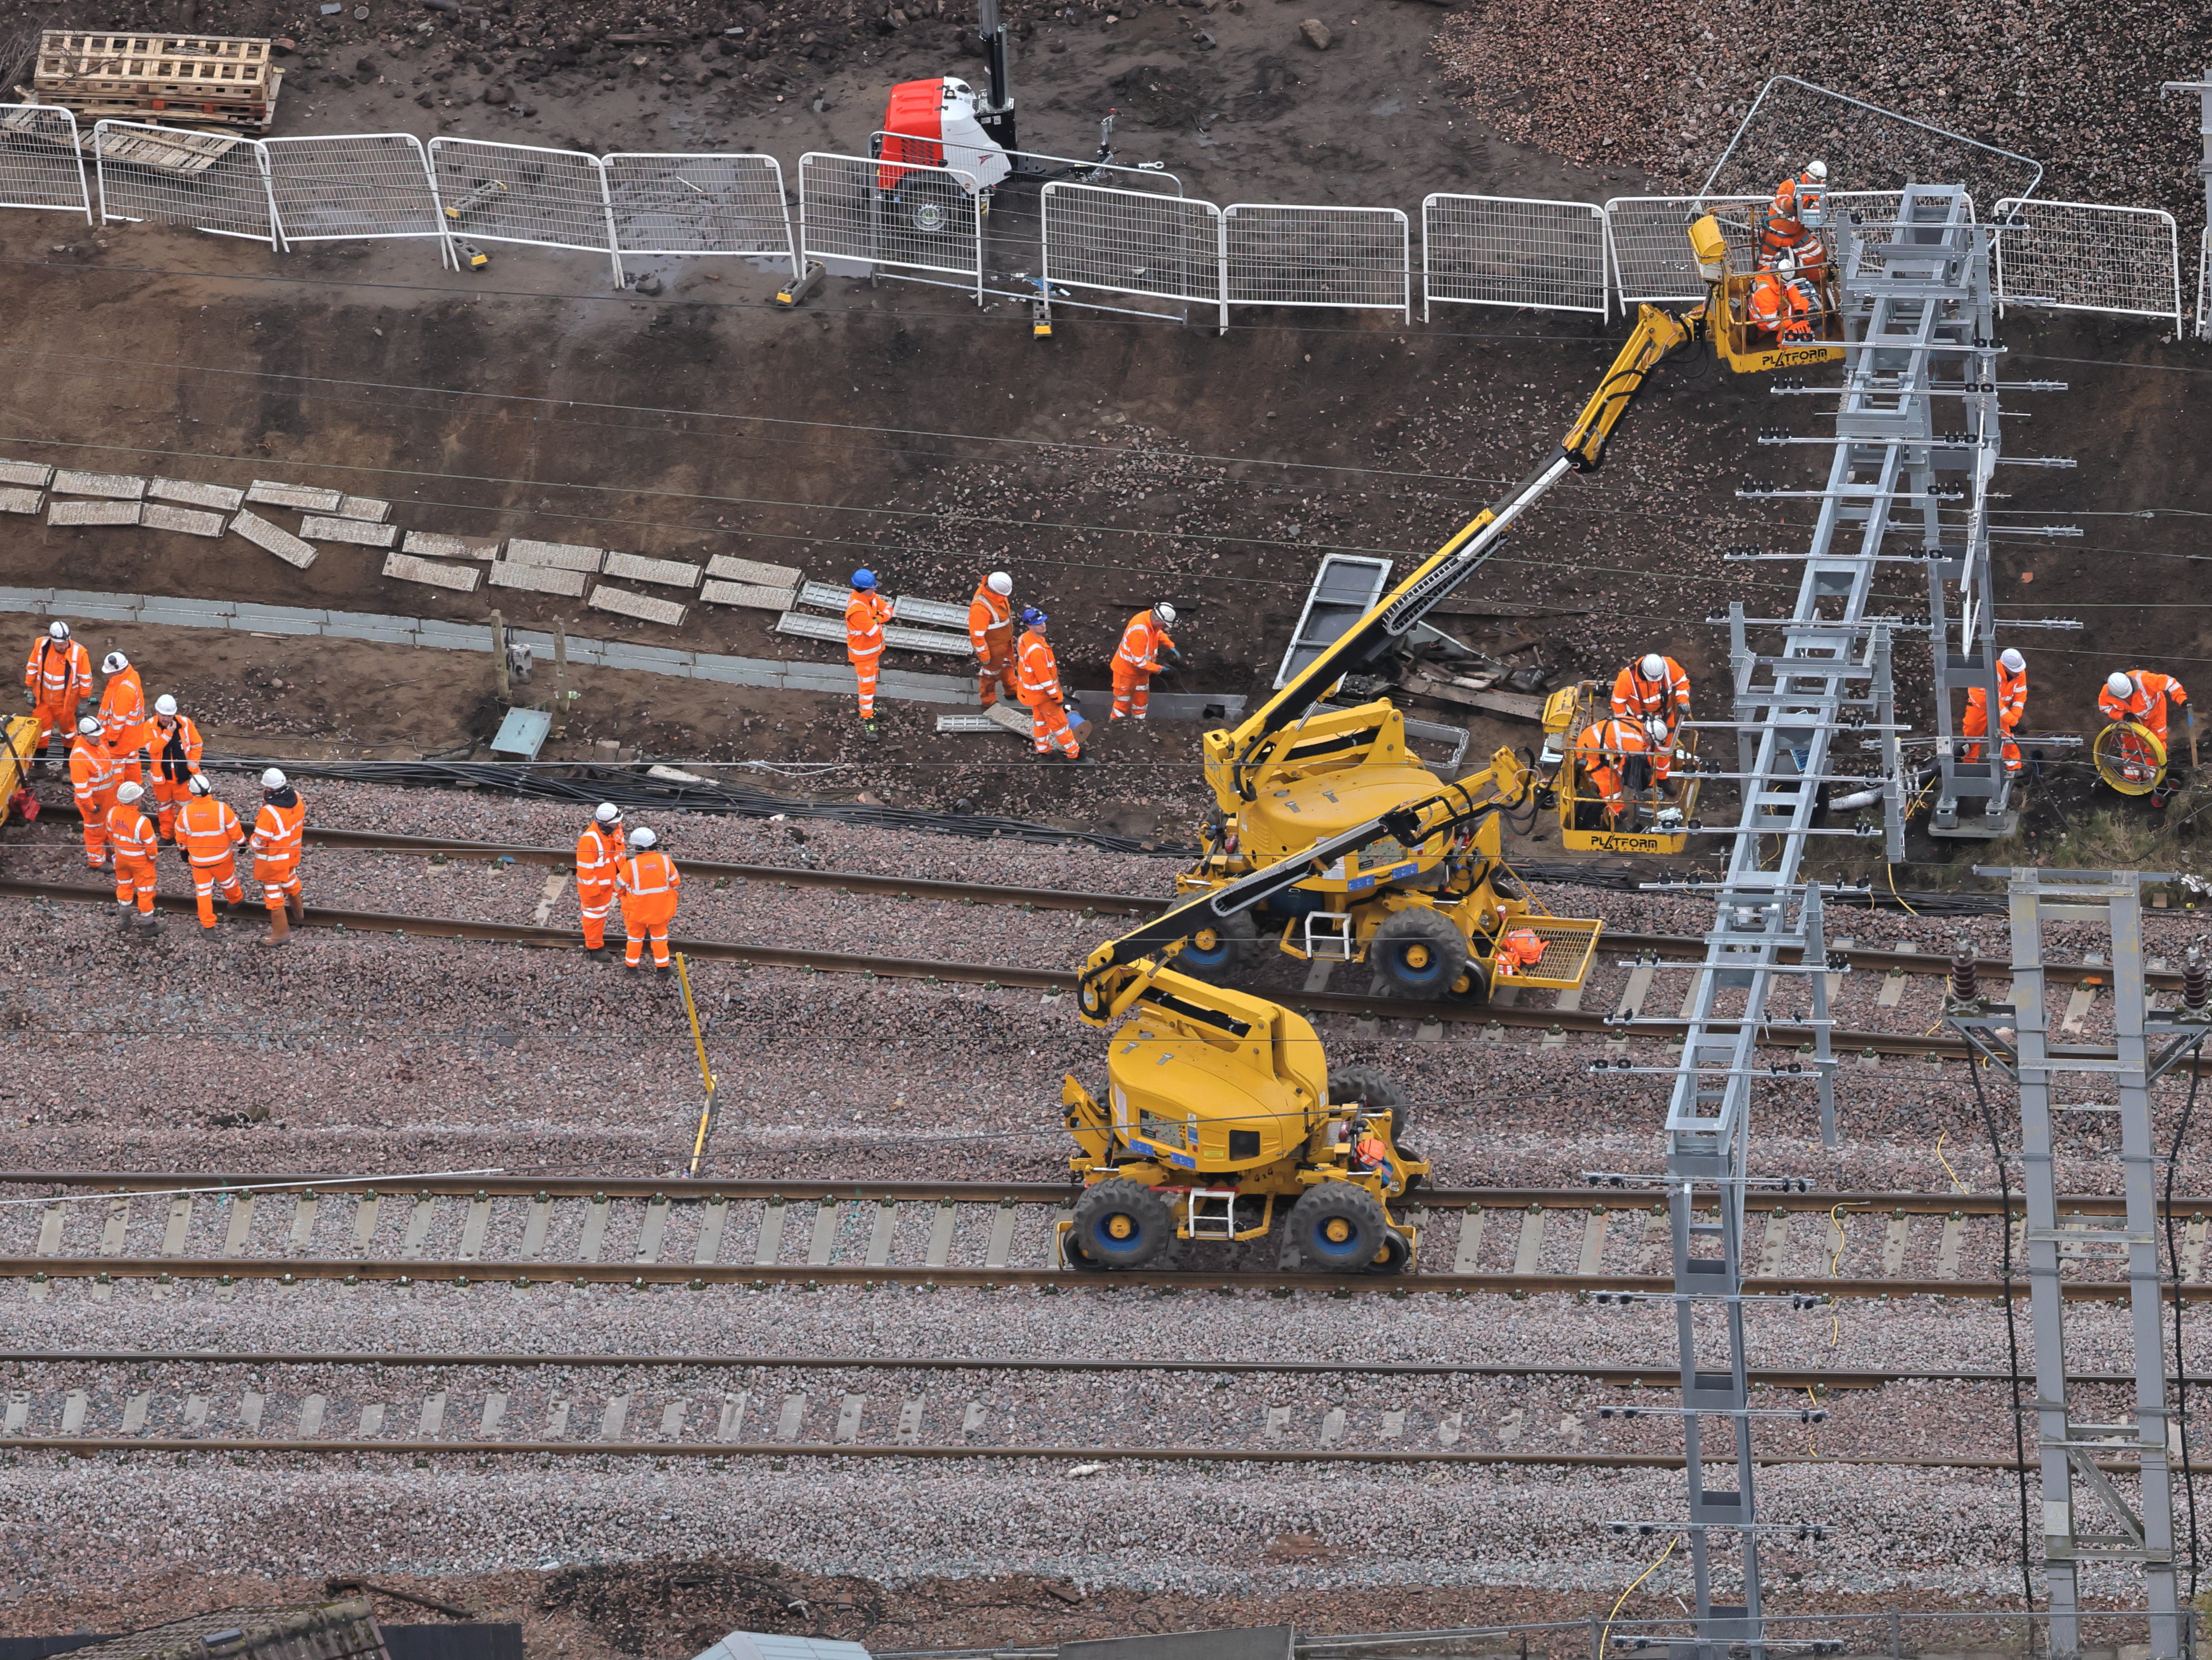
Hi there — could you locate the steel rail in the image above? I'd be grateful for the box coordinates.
[13,815,2181,987]
[0,876,2048,1062]
[10,1253,2202,1303]
[0,1172,2193,1217]
[0,1349,2192,1391]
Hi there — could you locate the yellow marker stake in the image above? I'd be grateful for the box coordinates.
[675,952,720,1176]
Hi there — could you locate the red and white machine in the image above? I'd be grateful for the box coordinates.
[876,76,1015,197]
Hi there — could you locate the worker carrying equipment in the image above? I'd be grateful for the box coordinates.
[1574,716,1652,827]
[1017,609,1085,761]
[2101,669,2190,748]
[249,767,306,948]
[845,568,893,733]
[617,825,681,974]
[1758,158,1828,272]
[22,620,91,762]
[1610,652,1690,783]
[1961,648,2028,775]
[1111,602,1179,722]
[968,570,1017,708]
[176,772,245,931]
[575,802,625,960]
[107,779,159,936]
[147,694,203,841]
[67,716,119,870]
[98,651,149,790]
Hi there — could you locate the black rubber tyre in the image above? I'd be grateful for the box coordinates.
[1369,907,1470,998]
[1175,907,1258,983]
[1445,956,1490,1005]
[1281,1182,1395,1274]
[1070,1177,1176,1270]
[1365,1229,1413,1276]
[1328,1063,1415,1146]
[895,178,966,236]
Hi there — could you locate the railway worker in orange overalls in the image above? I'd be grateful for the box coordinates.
[1758,158,1827,272]
[67,717,119,871]
[22,620,91,764]
[1110,603,1180,723]
[1017,609,1084,762]
[1610,651,1691,783]
[1961,649,2028,775]
[845,567,893,736]
[175,772,245,932]
[1574,715,1650,828]
[2101,668,2190,752]
[575,801,625,961]
[967,570,1017,708]
[618,825,681,977]
[98,651,150,791]
[107,781,160,937]
[147,694,204,842]
[249,767,306,948]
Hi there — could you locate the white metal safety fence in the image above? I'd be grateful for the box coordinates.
[94,119,279,249]
[1603,194,1761,304]
[1040,181,1224,328]
[799,149,981,301]
[430,137,620,285]
[1992,197,2185,333]
[264,132,443,254]
[1421,194,1605,318]
[603,151,794,275]
[1224,203,1409,321]
[0,105,91,222]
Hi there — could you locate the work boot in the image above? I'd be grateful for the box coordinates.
[861,719,879,739]
[286,893,304,925]
[655,963,673,980]
[115,904,136,936]
[133,911,158,939]
[586,945,608,962]
[259,909,291,948]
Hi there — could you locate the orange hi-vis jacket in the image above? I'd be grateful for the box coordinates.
[151,715,204,784]
[967,582,1013,657]
[1113,610,1174,676]
[2100,670,2188,739]
[1759,170,1824,261]
[575,822,623,890]
[107,798,158,861]
[69,732,118,805]
[845,588,891,659]
[99,665,149,752]
[250,793,305,868]
[1017,629,1064,707]
[1611,657,1691,722]
[618,849,680,911]
[177,794,244,866]
[1995,659,2028,725]
[24,636,90,706]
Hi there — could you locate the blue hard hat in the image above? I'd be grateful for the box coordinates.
[1021,608,1048,628]
[852,568,878,590]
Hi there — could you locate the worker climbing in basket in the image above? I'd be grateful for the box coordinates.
[22,620,91,767]
[967,569,1017,709]
[617,824,681,976]
[176,772,245,933]
[1749,252,1819,345]
[249,767,306,948]
[1960,648,2028,776]
[575,801,625,962]
[1573,714,1651,828]
[147,694,204,842]
[1111,603,1180,723]
[1610,651,1691,785]
[1017,608,1087,763]
[1758,158,1828,273]
[66,716,118,871]
[2099,668,2192,797]
[107,780,160,938]
[98,651,149,791]
[845,568,893,737]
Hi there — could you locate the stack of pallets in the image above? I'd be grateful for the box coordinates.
[21,32,284,133]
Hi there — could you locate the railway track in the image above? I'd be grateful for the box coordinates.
[7,1173,2208,1301]
[0,873,2154,1065]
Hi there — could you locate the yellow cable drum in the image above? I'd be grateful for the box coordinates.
[2093,720,2167,796]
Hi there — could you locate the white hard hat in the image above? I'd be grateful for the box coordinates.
[2108,671,2136,699]
[1999,648,2025,673]
[1775,250,1797,275]
[594,801,623,824]
[154,694,178,717]
[1640,652,1667,681]
[46,620,68,641]
[101,651,128,673]
[261,768,287,790]
[75,716,101,736]
[986,571,1013,597]
[1805,159,1827,181]
[187,773,213,796]
[1153,603,1177,627]
[116,781,143,804]
[627,826,658,849]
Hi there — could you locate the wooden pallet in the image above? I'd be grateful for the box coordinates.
[32,32,283,131]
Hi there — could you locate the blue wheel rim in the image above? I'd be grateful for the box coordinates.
[1306,1213,1372,1266]
[1385,943,1451,990]
[1181,937,1235,972]
[1090,1212,1150,1260]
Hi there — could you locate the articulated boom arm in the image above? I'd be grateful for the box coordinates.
[1076,770,1531,1026]
[1217,303,1698,766]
